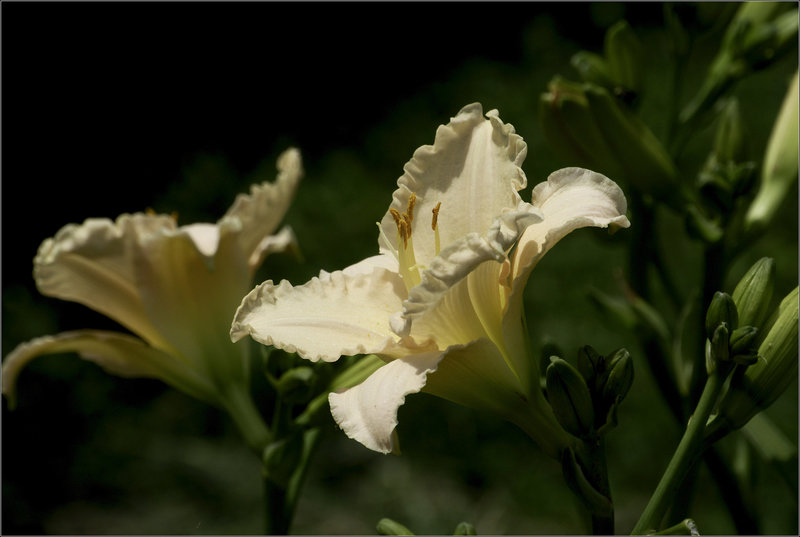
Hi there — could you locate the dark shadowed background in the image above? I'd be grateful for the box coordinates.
[2,2,797,534]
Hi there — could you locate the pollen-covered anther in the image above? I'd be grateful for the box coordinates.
[431,202,441,231]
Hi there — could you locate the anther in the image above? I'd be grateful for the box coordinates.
[389,208,402,227]
[406,193,416,224]
[431,202,441,230]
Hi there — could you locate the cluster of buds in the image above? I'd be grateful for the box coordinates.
[680,3,798,127]
[539,22,678,204]
[545,346,634,440]
[709,258,799,431]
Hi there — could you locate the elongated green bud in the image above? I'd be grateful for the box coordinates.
[584,84,678,197]
[275,366,316,404]
[546,357,595,438]
[602,349,634,403]
[732,257,776,329]
[605,20,644,95]
[571,51,614,88]
[746,71,799,232]
[717,287,799,429]
[706,291,739,339]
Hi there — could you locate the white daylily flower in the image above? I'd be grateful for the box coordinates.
[3,149,303,451]
[231,104,630,455]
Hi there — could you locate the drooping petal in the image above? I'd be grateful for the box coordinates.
[223,148,303,273]
[510,167,630,296]
[378,104,528,266]
[328,351,444,454]
[1,330,219,409]
[231,255,422,362]
[33,214,177,351]
[133,222,251,385]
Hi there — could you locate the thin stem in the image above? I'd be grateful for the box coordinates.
[264,476,291,535]
[631,366,730,534]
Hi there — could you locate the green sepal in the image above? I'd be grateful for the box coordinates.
[560,448,613,517]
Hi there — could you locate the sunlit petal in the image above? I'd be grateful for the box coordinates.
[378,103,528,266]
[329,351,443,454]
[510,167,630,296]
[231,257,415,362]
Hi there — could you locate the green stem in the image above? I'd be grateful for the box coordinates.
[631,366,730,534]
[264,476,291,535]
[222,387,271,455]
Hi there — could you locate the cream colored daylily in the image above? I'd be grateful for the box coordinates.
[231,104,630,455]
[3,149,302,452]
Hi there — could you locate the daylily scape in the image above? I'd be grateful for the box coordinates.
[3,149,302,452]
[231,103,630,456]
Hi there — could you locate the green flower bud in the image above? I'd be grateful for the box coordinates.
[733,257,776,329]
[576,344,602,387]
[717,287,798,429]
[583,84,678,199]
[729,326,760,366]
[539,78,622,179]
[706,291,739,339]
[711,323,731,363]
[713,98,744,163]
[262,433,304,488]
[275,366,316,405]
[453,522,477,536]
[746,71,799,232]
[377,518,415,536]
[602,349,634,403]
[546,357,595,438]
[571,51,614,88]
[604,20,644,96]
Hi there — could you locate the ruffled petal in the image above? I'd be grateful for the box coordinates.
[1,330,219,409]
[133,223,251,385]
[231,256,416,362]
[328,351,444,454]
[402,202,541,325]
[223,148,303,273]
[33,214,177,350]
[378,104,528,266]
[510,167,630,295]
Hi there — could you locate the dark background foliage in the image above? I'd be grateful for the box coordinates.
[2,2,797,534]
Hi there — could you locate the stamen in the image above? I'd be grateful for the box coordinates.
[399,219,409,249]
[406,193,416,224]
[431,202,441,230]
[431,202,442,255]
[389,208,402,227]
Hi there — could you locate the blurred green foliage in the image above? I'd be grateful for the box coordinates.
[2,2,796,535]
